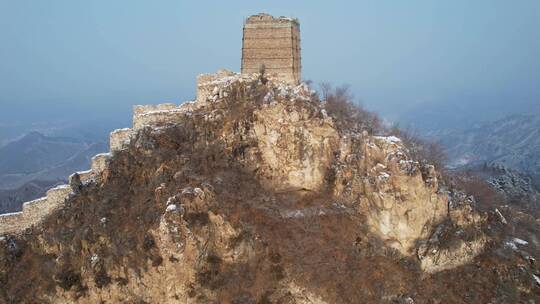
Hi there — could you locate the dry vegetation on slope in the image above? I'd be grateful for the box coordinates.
[0,72,539,303]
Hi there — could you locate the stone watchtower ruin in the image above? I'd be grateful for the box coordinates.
[241,13,301,84]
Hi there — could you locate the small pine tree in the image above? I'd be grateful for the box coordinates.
[259,64,268,84]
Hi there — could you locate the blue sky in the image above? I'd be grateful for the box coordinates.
[0,0,539,127]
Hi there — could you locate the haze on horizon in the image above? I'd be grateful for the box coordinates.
[0,0,539,132]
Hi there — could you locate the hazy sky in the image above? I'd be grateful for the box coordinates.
[1,0,539,127]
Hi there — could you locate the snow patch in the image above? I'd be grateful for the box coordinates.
[374,136,402,144]
[166,204,178,212]
[513,238,528,245]
[90,254,100,266]
[0,211,22,217]
[504,241,517,251]
[111,127,131,133]
[494,208,508,224]
[378,172,390,181]
[534,274,540,286]
[50,184,70,190]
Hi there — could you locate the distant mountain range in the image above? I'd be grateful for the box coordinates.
[0,131,89,175]
[427,113,540,188]
[0,131,107,213]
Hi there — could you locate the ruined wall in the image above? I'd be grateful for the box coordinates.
[1,69,288,236]
[110,128,132,151]
[196,70,237,103]
[1,98,202,235]
[133,104,189,130]
[0,97,194,235]
[241,13,301,84]
[0,186,71,235]
[0,127,135,236]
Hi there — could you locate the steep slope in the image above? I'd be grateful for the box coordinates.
[0,71,538,303]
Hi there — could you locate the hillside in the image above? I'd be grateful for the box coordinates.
[0,71,539,303]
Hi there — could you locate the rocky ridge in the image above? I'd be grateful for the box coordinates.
[0,71,538,303]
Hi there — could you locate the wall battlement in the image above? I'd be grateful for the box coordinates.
[0,67,293,236]
[0,127,133,235]
[131,71,242,129]
[110,128,133,151]
[133,103,192,130]
[0,100,197,236]
[197,70,238,102]
[0,185,71,235]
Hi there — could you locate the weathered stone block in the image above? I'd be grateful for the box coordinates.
[91,153,112,174]
[0,212,24,235]
[196,70,237,102]
[110,128,132,151]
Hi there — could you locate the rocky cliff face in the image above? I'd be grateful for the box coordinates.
[1,72,538,303]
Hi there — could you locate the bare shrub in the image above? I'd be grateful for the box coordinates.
[319,82,382,134]
[388,125,448,172]
[319,82,447,170]
[452,172,504,212]
[258,64,268,85]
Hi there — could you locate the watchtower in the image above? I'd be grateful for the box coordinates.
[241,13,301,84]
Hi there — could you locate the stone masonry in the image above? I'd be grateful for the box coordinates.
[241,13,301,84]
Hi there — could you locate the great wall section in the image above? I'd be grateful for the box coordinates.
[0,69,285,236]
[0,13,305,236]
[0,71,224,235]
[2,11,540,304]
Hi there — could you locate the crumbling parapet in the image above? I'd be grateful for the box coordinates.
[0,212,24,235]
[1,137,119,235]
[0,185,71,235]
[70,169,94,185]
[110,128,133,151]
[91,153,112,176]
[132,102,199,130]
[1,101,194,235]
[197,69,237,102]
[45,185,72,204]
[133,103,178,116]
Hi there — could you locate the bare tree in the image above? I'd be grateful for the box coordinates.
[389,125,448,172]
[258,64,268,84]
[318,83,447,171]
[319,83,382,134]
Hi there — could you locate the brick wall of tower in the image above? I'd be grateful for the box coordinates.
[241,14,301,84]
